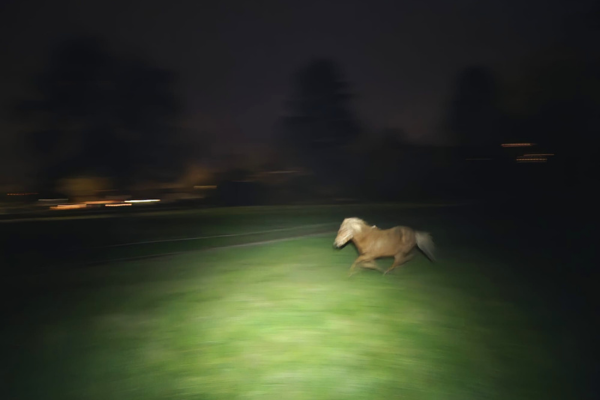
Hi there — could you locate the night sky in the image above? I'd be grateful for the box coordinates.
[0,0,597,170]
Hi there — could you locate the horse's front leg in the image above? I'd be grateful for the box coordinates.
[348,254,374,277]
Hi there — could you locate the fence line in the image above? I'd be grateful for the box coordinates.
[97,222,339,248]
[10,230,337,279]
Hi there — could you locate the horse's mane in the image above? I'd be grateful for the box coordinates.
[341,217,370,233]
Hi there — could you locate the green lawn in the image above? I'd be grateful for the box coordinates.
[0,205,588,399]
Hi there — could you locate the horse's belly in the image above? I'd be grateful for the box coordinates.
[369,241,400,257]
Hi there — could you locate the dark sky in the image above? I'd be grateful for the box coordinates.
[0,0,597,161]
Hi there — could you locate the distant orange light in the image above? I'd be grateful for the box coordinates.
[85,200,118,205]
[50,204,87,210]
[105,203,131,207]
[502,143,534,147]
[6,192,38,196]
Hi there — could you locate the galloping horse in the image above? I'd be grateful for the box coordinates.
[334,217,435,276]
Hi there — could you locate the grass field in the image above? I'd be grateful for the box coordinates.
[1,203,596,399]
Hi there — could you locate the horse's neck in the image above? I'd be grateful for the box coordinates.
[352,226,373,248]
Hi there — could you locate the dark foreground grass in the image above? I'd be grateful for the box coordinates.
[0,203,465,270]
[1,203,595,399]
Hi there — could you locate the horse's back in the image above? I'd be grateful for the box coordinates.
[390,226,417,250]
[362,226,415,256]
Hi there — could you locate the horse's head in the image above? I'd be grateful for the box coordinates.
[334,217,367,248]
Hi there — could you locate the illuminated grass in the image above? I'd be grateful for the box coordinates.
[2,233,573,400]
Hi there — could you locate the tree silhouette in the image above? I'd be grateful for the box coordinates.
[13,34,184,191]
[446,66,503,147]
[281,58,361,154]
[277,59,362,198]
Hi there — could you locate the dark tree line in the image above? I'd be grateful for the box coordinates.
[13,35,597,201]
[13,35,185,192]
[277,53,599,202]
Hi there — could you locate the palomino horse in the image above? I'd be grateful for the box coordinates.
[334,217,435,276]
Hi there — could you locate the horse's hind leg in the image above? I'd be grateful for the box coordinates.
[384,252,415,275]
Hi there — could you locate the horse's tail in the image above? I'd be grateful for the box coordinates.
[415,231,436,262]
